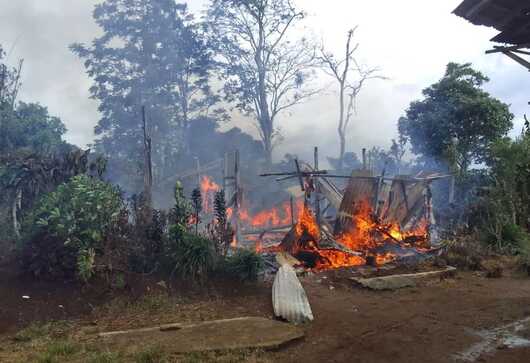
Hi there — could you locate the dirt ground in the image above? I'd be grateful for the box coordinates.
[1,256,530,362]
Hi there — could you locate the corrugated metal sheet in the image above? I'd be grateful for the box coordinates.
[454,0,530,44]
[272,264,314,324]
[334,170,376,235]
[316,176,343,210]
[380,178,427,229]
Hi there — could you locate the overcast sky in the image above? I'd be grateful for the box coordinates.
[0,0,528,162]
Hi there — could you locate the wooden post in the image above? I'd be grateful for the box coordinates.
[362,148,367,170]
[314,147,321,227]
[196,158,201,186]
[234,150,241,246]
[294,158,305,192]
[222,153,228,192]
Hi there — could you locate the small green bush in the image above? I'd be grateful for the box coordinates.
[165,233,216,284]
[21,175,123,279]
[482,223,530,254]
[224,249,264,282]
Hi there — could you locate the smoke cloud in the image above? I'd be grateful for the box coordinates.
[0,0,526,163]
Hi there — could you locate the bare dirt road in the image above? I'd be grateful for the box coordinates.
[1,259,530,362]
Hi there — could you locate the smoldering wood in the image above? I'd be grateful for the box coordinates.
[260,170,328,177]
[278,223,361,261]
[294,158,305,192]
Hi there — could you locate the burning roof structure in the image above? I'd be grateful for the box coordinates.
[185,149,450,272]
[264,169,445,271]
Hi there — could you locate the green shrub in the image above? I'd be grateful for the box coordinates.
[21,175,123,279]
[165,233,216,284]
[482,223,530,254]
[224,249,264,282]
[133,346,167,363]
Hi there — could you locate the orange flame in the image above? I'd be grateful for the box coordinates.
[200,176,220,213]
[283,199,428,270]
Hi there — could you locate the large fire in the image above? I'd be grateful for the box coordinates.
[198,175,430,271]
[199,175,299,229]
[280,200,429,270]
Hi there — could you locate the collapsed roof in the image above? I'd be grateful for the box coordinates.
[453,0,530,44]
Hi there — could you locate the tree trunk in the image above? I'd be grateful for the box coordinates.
[256,17,273,168]
[142,106,153,222]
[12,188,21,239]
[263,130,273,167]
[338,130,346,171]
[337,81,346,171]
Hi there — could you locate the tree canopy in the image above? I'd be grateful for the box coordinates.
[207,0,318,166]
[71,0,220,189]
[398,63,514,174]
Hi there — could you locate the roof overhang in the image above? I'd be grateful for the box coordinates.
[453,0,530,45]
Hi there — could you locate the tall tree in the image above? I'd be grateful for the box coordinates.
[0,45,23,109]
[207,0,318,166]
[71,0,219,191]
[319,27,382,171]
[399,63,513,175]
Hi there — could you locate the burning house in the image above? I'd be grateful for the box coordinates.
[192,149,450,272]
[262,169,446,271]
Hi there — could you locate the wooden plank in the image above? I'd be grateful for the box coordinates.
[352,266,457,290]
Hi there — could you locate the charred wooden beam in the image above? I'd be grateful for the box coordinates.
[260,170,328,177]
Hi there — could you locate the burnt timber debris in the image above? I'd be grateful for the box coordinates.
[255,147,451,270]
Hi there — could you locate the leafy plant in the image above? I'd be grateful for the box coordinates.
[224,249,264,282]
[191,187,202,235]
[166,234,216,285]
[169,181,191,240]
[21,175,123,279]
[210,190,233,257]
[127,208,167,274]
[77,248,96,282]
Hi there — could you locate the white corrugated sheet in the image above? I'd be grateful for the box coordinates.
[272,264,314,324]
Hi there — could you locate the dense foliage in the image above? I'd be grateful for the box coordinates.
[472,124,530,253]
[224,249,264,282]
[208,0,318,165]
[21,175,123,278]
[399,63,513,175]
[71,0,222,193]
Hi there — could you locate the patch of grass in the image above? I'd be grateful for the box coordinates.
[441,237,486,270]
[35,340,80,363]
[179,348,269,363]
[133,346,167,363]
[13,321,72,342]
[101,294,174,317]
[46,340,79,356]
[87,350,124,363]
[13,323,50,342]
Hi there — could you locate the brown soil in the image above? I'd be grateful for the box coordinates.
[1,258,530,362]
